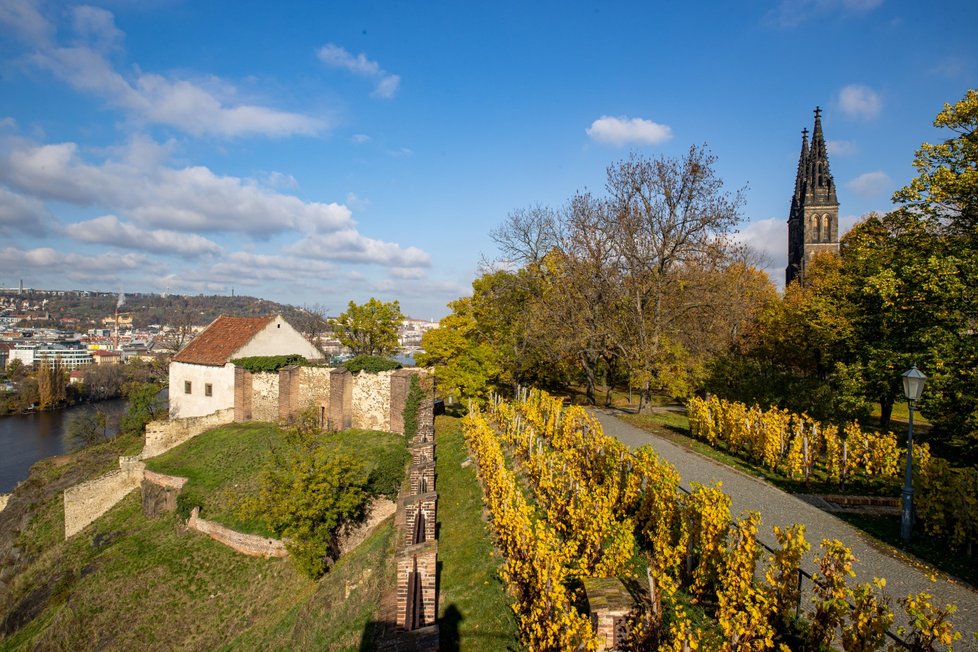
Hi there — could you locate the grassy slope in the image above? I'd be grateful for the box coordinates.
[2,491,397,651]
[144,423,407,537]
[3,423,403,651]
[435,416,518,652]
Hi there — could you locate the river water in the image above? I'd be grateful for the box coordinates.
[0,398,128,493]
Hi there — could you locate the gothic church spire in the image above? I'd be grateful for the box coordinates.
[786,106,840,286]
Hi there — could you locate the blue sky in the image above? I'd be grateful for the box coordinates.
[0,0,975,319]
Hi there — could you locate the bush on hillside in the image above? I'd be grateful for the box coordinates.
[366,445,410,500]
[342,355,401,374]
[254,448,369,579]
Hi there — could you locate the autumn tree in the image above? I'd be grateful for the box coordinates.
[416,295,504,402]
[606,146,745,411]
[334,298,404,357]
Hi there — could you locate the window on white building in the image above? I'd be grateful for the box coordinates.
[184,381,192,394]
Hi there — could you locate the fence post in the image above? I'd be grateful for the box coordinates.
[795,568,804,619]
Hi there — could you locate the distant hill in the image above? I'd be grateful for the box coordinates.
[0,291,328,335]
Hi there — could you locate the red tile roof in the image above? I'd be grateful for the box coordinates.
[172,315,276,366]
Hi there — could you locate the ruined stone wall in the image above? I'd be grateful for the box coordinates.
[250,371,279,422]
[141,471,188,517]
[64,456,146,538]
[143,408,235,458]
[187,507,288,558]
[352,370,392,431]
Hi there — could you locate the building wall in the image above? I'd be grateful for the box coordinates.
[168,361,236,419]
[232,315,321,361]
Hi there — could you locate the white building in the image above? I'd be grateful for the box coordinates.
[168,315,322,419]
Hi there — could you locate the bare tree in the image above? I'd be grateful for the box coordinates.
[606,146,745,411]
[489,204,561,266]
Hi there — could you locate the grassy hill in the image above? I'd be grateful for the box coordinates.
[0,417,518,650]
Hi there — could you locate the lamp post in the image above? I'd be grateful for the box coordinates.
[900,364,927,542]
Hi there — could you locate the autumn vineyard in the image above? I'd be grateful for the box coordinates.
[463,388,963,650]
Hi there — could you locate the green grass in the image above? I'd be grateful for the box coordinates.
[435,415,519,651]
[144,423,407,537]
[2,487,398,651]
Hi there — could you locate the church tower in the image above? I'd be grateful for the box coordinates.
[786,107,839,285]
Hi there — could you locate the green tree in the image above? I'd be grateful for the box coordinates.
[894,88,977,233]
[892,89,978,449]
[120,381,166,436]
[255,449,369,578]
[416,296,503,403]
[65,408,108,451]
[334,298,403,357]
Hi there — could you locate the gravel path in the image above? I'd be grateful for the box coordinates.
[591,408,978,649]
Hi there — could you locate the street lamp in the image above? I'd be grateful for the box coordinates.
[900,364,927,542]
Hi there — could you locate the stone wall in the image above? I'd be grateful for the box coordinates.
[409,463,435,495]
[64,456,146,538]
[141,471,188,517]
[337,497,397,556]
[143,408,235,458]
[250,372,279,422]
[0,493,9,513]
[299,366,331,427]
[352,370,393,431]
[187,507,288,558]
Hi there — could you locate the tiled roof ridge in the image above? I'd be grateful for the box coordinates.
[171,315,277,366]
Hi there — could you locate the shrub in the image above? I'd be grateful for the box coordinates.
[366,444,410,500]
[343,355,401,374]
[255,448,369,579]
[230,354,307,373]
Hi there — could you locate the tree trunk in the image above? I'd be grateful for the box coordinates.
[879,397,894,429]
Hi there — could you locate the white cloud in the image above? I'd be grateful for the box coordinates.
[389,267,426,280]
[351,134,371,144]
[0,0,53,45]
[826,140,857,156]
[0,188,51,235]
[70,5,124,52]
[371,74,401,99]
[64,215,223,257]
[286,230,431,267]
[846,170,892,197]
[734,218,786,271]
[0,246,163,283]
[0,139,354,236]
[764,0,883,28]
[838,84,882,120]
[345,192,371,211]
[317,43,400,99]
[23,7,324,138]
[0,118,17,130]
[586,116,673,146]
